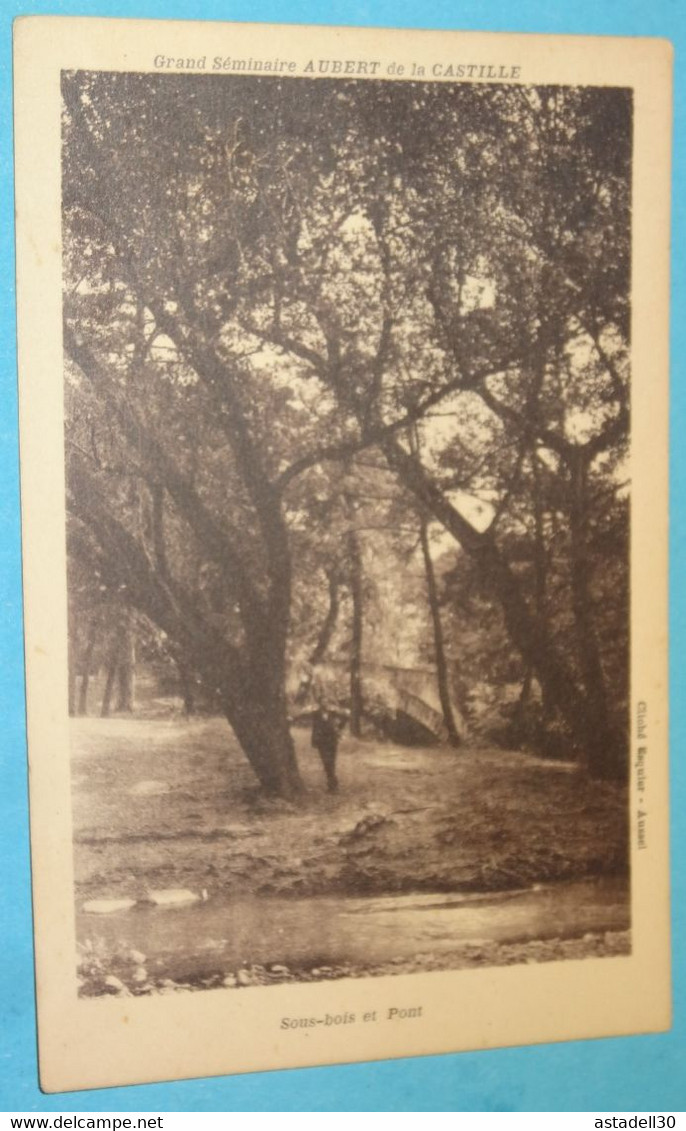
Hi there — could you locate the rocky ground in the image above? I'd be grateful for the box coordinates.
[78,930,632,998]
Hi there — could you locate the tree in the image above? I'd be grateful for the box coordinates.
[63,73,323,796]
[287,83,631,777]
[63,72,631,790]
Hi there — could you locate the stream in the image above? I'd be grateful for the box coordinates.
[79,876,630,980]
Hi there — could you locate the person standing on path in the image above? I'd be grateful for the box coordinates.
[311,705,348,792]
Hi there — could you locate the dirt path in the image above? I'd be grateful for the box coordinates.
[72,715,629,901]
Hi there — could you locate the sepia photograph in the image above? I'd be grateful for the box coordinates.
[64,69,633,998]
[13,17,671,1092]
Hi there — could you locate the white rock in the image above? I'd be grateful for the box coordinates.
[103,975,127,994]
[136,889,199,908]
[129,780,171,796]
[83,898,137,915]
[128,949,146,965]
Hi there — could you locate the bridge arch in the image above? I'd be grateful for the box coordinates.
[293,659,466,745]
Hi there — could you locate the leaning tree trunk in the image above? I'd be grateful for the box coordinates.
[418,514,461,747]
[222,645,303,798]
[64,334,304,797]
[384,436,622,777]
[216,504,304,799]
[229,698,303,798]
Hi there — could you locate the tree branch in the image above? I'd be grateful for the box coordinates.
[64,324,267,630]
[276,350,525,490]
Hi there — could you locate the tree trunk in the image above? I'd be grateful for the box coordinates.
[531,451,554,722]
[418,514,461,747]
[347,527,364,738]
[294,570,342,707]
[77,615,97,716]
[176,658,195,716]
[101,630,123,717]
[115,623,135,712]
[309,570,341,667]
[68,666,77,717]
[66,335,304,798]
[568,453,625,780]
[473,535,596,762]
[531,450,547,624]
[227,683,303,798]
[510,665,533,746]
[100,661,117,717]
[384,437,613,773]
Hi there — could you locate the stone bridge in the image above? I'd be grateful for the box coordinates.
[308,659,465,744]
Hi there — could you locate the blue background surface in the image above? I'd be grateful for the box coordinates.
[1,0,684,1112]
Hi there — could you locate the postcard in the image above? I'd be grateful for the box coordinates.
[13,15,672,1092]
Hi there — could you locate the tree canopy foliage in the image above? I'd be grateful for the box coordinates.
[63,72,631,792]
